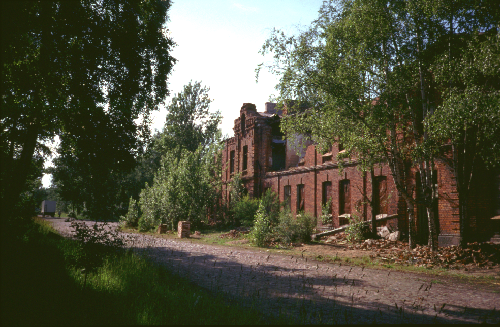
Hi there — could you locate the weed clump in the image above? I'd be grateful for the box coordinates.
[250,202,272,247]
[232,195,259,227]
[120,197,140,227]
[344,214,370,243]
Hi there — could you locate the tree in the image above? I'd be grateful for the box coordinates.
[426,19,500,245]
[138,141,223,231]
[259,0,498,249]
[153,81,222,155]
[131,81,223,230]
[1,0,175,216]
[259,0,500,249]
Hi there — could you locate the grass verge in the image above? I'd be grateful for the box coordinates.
[1,218,284,325]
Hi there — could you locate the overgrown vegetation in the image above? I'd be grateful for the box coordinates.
[120,197,140,227]
[344,215,370,243]
[232,195,260,227]
[1,218,280,325]
[257,0,500,250]
[248,190,317,247]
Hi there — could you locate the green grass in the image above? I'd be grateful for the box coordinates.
[1,218,286,325]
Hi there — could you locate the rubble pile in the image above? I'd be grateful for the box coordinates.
[219,228,250,239]
[322,233,500,269]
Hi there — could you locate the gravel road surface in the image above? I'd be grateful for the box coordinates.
[45,217,500,324]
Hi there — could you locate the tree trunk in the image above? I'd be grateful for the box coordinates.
[5,122,40,211]
[371,168,377,237]
[407,201,415,249]
[459,197,468,246]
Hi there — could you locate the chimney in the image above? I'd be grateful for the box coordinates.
[241,103,257,112]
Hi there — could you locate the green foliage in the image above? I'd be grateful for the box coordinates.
[120,197,140,227]
[295,212,317,243]
[321,198,333,225]
[250,202,273,247]
[158,81,223,154]
[2,218,278,325]
[252,204,317,247]
[344,215,369,244]
[257,0,500,248]
[135,81,223,231]
[229,173,246,205]
[426,32,500,169]
[260,189,281,226]
[68,221,124,273]
[138,142,222,232]
[274,208,298,244]
[232,195,259,227]
[2,0,175,216]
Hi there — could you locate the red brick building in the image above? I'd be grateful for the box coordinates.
[222,103,500,246]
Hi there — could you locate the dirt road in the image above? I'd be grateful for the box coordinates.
[45,217,500,324]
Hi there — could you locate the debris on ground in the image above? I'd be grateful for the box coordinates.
[321,232,500,269]
[219,228,250,239]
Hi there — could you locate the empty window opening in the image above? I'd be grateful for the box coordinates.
[373,176,388,216]
[322,181,332,206]
[297,184,305,212]
[242,146,248,171]
[271,141,286,171]
[230,150,235,174]
[284,185,291,211]
[322,181,333,223]
[339,179,351,215]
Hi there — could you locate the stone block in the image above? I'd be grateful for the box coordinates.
[378,226,390,239]
[177,221,191,238]
[157,224,168,234]
[388,231,400,241]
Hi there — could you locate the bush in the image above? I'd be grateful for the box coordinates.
[250,202,272,247]
[273,209,317,245]
[232,195,259,227]
[345,214,370,243]
[68,220,124,287]
[296,212,317,243]
[260,189,280,226]
[320,198,333,226]
[274,208,298,244]
[120,197,140,227]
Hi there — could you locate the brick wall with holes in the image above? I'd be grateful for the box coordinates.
[223,103,499,246]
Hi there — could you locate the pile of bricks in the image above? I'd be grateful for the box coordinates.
[157,224,168,234]
[177,221,190,238]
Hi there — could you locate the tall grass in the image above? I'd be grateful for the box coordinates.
[1,218,281,325]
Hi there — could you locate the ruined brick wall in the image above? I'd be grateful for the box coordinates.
[222,102,499,246]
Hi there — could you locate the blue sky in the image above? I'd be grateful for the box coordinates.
[42,0,324,187]
[150,0,325,136]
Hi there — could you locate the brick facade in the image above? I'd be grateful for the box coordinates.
[222,103,500,246]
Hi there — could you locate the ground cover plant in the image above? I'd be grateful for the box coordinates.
[1,217,285,325]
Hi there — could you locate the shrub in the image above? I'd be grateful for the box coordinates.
[232,195,259,227]
[296,212,317,243]
[120,197,140,227]
[345,214,370,243]
[250,202,272,247]
[320,198,333,226]
[260,189,280,226]
[68,220,124,287]
[274,209,317,245]
[275,208,298,244]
